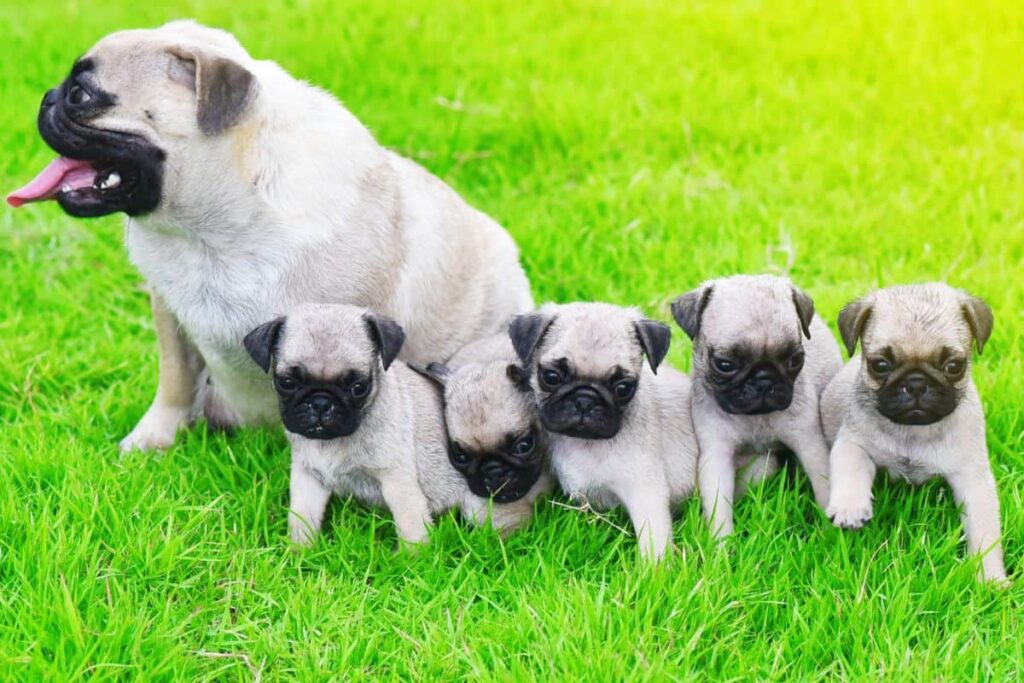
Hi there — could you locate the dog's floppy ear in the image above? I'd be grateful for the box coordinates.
[961,294,994,355]
[791,286,815,339]
[635,319,672,374]
[506,364,532,392]
[168,47,257,136]
[671,285,713,340]
[837,298,872,357]
[243,316,285,373]
[410,362,452,388]
[363,313,405,371]
[508,312,555,364]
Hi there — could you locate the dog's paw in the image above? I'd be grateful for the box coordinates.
[119,406,190,452]
[827,498,873,529]
[288,518,319,548]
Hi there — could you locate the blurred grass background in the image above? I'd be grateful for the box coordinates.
[0,0,1021,679]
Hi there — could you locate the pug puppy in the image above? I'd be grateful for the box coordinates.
[243,303,500,547]
[508,303,698,560]
[671,275,842,538]
[8,20,533,453]
[415,335,553,532]
[822,284,1007,584]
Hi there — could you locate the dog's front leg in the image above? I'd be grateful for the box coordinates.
[380,475,432,548]
[697,439,737,539]
[288,461,332,547]
[617,477,674,561]
[947,464,1009,586]
[119,293,203,452]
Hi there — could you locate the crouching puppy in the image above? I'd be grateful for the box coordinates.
[509,303,698,561]
[245,303,477,547]
[822,284,1008,584]
[415,335,553,533]
[672,275,842,538]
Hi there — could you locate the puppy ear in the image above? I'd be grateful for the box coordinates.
[410,362,452,388]
[506,363,532,391]
[635,319,672,374]
[790,286,815,339]
[363,313,406,371]
[671,286,713,340]
[243,316,285,373]
[837,298,872,357]
[508,312,555,364]
[961,294,994,355]
[168,47,257,136]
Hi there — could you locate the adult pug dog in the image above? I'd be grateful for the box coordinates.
[7,20,533,451]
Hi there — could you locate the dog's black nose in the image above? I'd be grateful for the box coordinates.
[309,395,334,414]
[751,369,776,395]
[900,375,931,399]
[41,88,58,109]
[573,393,596,414]
[480,460,506,478]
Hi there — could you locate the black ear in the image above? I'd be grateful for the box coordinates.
[961,294,994,355]
[837,298,872,357]
[410,362,452,388]
[791,286,815,339]
[364,313,406,371]
[169,47,257,136]
[508,312,555,364]
[670,286,713,340]
[635,319,672,374]
[506,363,532,392]
[243,316,285,373]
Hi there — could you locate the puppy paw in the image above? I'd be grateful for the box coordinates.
[826,498,873,529]
[119,406,190,452]
[288,518,319,548]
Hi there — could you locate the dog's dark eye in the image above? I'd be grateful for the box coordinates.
[943,359,965,377]
[275,375,298,393]
[449,444,472,466]
[712,356,737,374]
[350,381,370,398]
[613,380,637,400]
[788,350,805,370]
[512,435,535,457]
[67,83,92,106]
[869,358,892,375]
[539,368,563,389]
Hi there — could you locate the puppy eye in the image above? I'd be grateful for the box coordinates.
[275,375,298,393]
[788,351,805,370]
[350,381,370,398]
[869,358,892,375]
[449,444,472,466]
[943,360,965,376]
[512,435,536,457]
[613,380,637,400]
[67,83,92,106]
[712,356,736,374]
[539,368,563,389]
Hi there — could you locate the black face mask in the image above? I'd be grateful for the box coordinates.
[705,345,804,416]
[448,428,545,503]
[275,371,373,440]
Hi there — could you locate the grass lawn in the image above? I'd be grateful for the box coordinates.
[1,0,1022,679]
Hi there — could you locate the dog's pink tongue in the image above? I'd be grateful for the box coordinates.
[7,157,96,208]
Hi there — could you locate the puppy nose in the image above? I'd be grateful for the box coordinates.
[480,460,506,478]
[573,393,596,414]
[41,89,58,108]
[309,395,334,414]
[900,375,931,398]
[752,370,776,394]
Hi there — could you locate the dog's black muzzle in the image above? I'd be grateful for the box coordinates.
[540,385,622,440]
[875,371,959,426]
[281,389,362,440]
[715,366,795,415]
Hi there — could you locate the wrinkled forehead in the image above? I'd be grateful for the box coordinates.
[702,283,802,353]
[864,297,970,358]
[541,315,641,378]
[445,367,533,450]
[276,311,375,377]
[83,26,249,79]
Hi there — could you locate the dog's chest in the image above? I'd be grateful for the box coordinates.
[550,437,629,505]
[297,442,386,506]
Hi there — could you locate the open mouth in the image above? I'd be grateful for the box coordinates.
[7,156,135,211]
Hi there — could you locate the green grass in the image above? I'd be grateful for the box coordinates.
[1,0,1022,679]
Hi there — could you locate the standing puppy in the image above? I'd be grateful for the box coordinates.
[8,20,533,452]
[672,275,842,538]
[822,284,1007,584]
[509,303,698,560]
[244,304,490,547]
[416,335,553,533]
